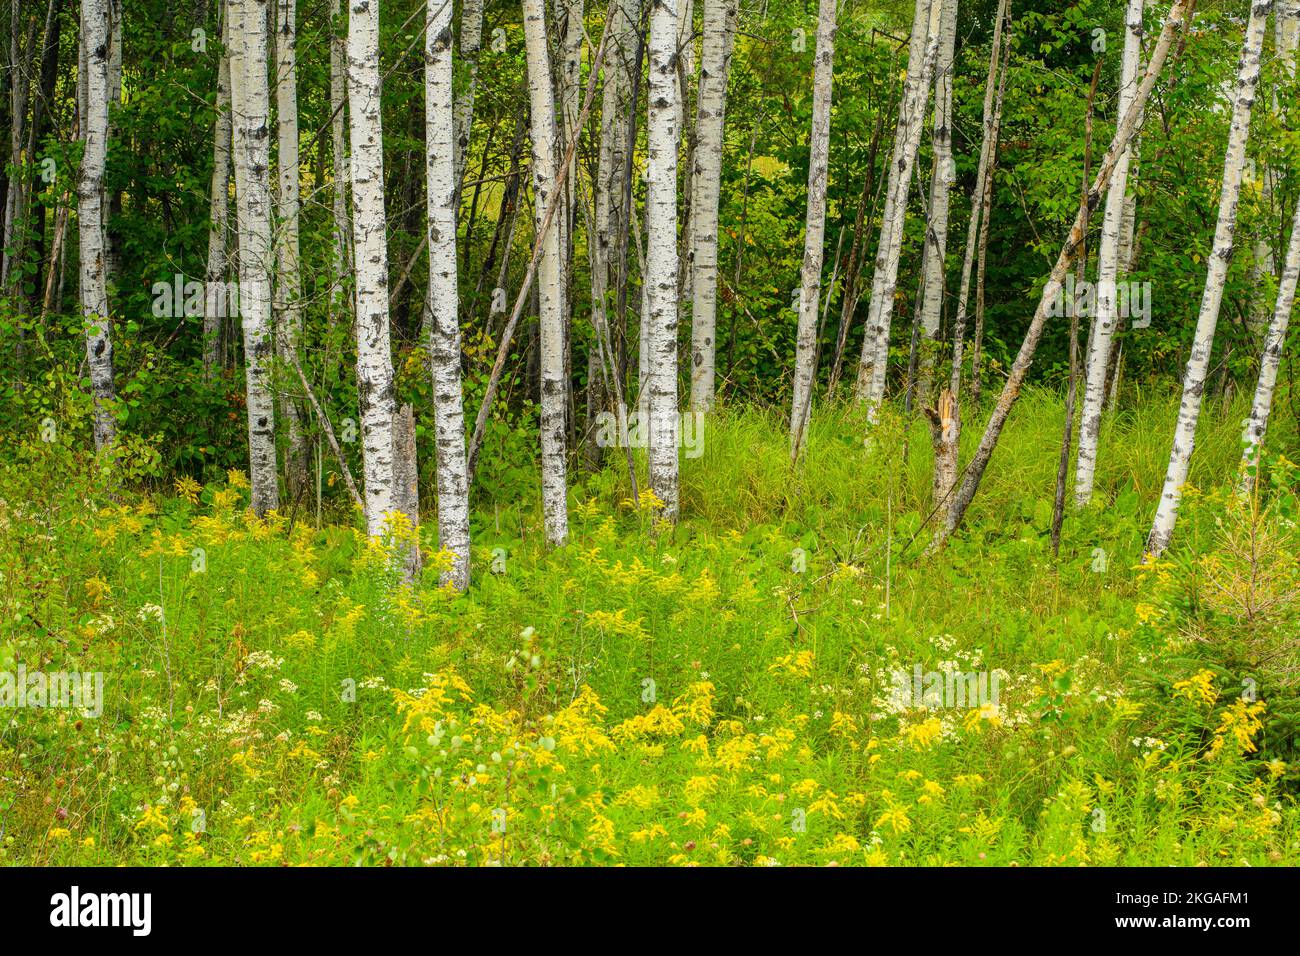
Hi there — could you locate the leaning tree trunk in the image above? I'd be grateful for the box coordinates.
[1147,0,1270,557]
[1241,191,1300,489]
[274,0,308,497]
[523,0,569,547]
[646,0,680,521]
[789,0,837,459]
[426,0,472,589]
[347,0,398,537]
[855,0,944,417]
[1074,0,1145,508]
[204,0,232,379]
[915,0,959,405]
[936,0,1193,548]
[79,0,115,453]
[686,0,737,413]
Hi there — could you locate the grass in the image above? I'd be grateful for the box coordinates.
[1,387,1295,866]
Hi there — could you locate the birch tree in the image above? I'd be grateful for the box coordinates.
[330,0,350,313]
[523,0,568,546]
[915,0,959,403]
[937,0,1193,547]
[204,0,232,378]
[1241,191,1300,488]
[588,0,641,447]
[1074,0,1145,508]
[855,0,944,415]
[789,0,837,457]
[79,0,115,452]
[103,0,121,285]
[274,0,308,496]
[1148,1,1272,555]
[1249,0,1298,332]
[647,0,680,520]
[687,0,737,412]
[228,0,280,513]
[452,0,484,195]
[426,0,472,589]
[347,0,398,537]
[949,0,1010,401]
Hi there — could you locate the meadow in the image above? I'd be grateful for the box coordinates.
[2,387,1297,867]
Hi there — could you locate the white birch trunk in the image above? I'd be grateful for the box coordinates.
[274,0,308,495]
[915,0,959,402]
[1241,191,1300,486]
[949,0,1009,398]
[330,0,350,314]
[940,0,1193,544]
[228,0,280,512]
[229,0,280,513]
[347,0,397,537]
[204,0,232,379]
[1248,0,1297,332]
[855,0,943,415]
[391,402,422,579]
[588,0,641,448]
[558,0,584,370]
[523,0,568,546]
[789,0,837,454]
[1074,0,1145,507]
[102,0,121,284]
[427,0,472,589]
[452,0,484,192]
[687,0,737,412]
[1147,0,1271,556]
[647,0,680,520]
[79,0,115,452]
[675,0,694,134]
[675,0,696,302]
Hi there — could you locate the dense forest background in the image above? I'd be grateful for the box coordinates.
[2,0,1293,502]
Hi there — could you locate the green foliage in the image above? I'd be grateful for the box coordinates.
[2,399,1296,866]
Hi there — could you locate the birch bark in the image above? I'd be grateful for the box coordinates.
[938,0,1193,547]
[949,0,1009,400]
[1147,0,1271,556]
[687,0,737,412]
[855,0,943,416]
[330,0,350,315]
[1074,0,1145,507]
[1241,191,1300,488]
[79,0,116,452]
[347,0,397,537]
[647,0,680,520]
[452,0,484,195]
[274,0,308,496]
[427,0,472,589]
[915,0,959,404]
[204,0,232,378]
[523,0,569,546]
[789,0,837,456]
